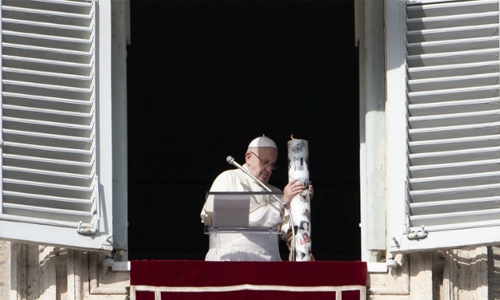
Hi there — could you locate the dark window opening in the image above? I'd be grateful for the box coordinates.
[127,0,360,261]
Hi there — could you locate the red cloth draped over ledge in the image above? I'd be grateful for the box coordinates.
[130,260,367,300]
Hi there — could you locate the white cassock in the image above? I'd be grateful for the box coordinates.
[200,165,285,261]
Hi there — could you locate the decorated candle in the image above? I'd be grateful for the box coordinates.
[287,135,312,261]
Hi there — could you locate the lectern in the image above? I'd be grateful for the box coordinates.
[205,191,283,236]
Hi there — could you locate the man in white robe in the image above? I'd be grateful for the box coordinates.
[200,135,310,261]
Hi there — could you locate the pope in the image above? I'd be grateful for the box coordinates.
[200,135,313,261]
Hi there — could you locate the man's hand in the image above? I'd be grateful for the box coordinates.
[283,179,307,206]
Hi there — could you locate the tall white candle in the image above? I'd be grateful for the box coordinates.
[287,137,312,261]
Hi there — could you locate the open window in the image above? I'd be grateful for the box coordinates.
[387,0,500,252]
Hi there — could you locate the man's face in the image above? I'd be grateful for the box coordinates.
[245,147,278,183]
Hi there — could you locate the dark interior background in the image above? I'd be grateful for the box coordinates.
[127,0,360,261]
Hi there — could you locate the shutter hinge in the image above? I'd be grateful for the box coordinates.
[406,225,428,240]
[77,218,99,235]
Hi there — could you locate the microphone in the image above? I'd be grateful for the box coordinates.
[226,155,297,261]
[227,156,281,203]
[226,155,236,166]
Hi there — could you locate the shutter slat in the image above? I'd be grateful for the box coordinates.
[409,73,499,93]
[4,190,91,205]
[4,203,91,216]
[2,30,93,44]
[4,154,92,175]
[409,159,500,178]
[409,121,500,141]
[2,55,92,68]
[4,165,93,180]
[410,182,499,201]
[3,79,93,92]
[408,49,499,67]
[409,85,500,104]
[407,11,498,31]
[409,146,500,165]
[409,134,500,153]
[411,172,500,187]
[409,61,499,79]
[3,203,91,223]
[3,68,93,84]
[4,105,92,118]
[3,93,93,107]
[409,97,500,116]
[4,117,93,130]
[4,129,93,142]
[410,209,500,227]
[410,196,500,213]
[4,142,93,155]
[407,219,500,233]
[409,110,500,128]
[3,153,92,167]
[406,0,498,18]
[3,43,92,64]
[3,17,92,31]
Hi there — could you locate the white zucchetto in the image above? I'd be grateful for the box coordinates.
[247,135,277,149]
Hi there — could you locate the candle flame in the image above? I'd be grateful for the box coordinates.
[290,134,295,140]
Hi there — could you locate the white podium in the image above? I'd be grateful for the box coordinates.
[204,191,283,236]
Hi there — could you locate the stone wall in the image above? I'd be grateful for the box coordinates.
[368,247,490,300]
[0,241,129,300]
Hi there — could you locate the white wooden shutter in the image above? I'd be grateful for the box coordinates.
[0,0,113,250]
[387,0,500,252]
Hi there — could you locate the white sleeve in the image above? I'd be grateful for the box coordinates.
[200,171,239,225]
[248,200,284,228]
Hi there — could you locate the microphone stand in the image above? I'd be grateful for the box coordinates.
[226,156,297,261]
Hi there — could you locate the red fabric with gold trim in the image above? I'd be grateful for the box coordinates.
[131,260,367,300]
